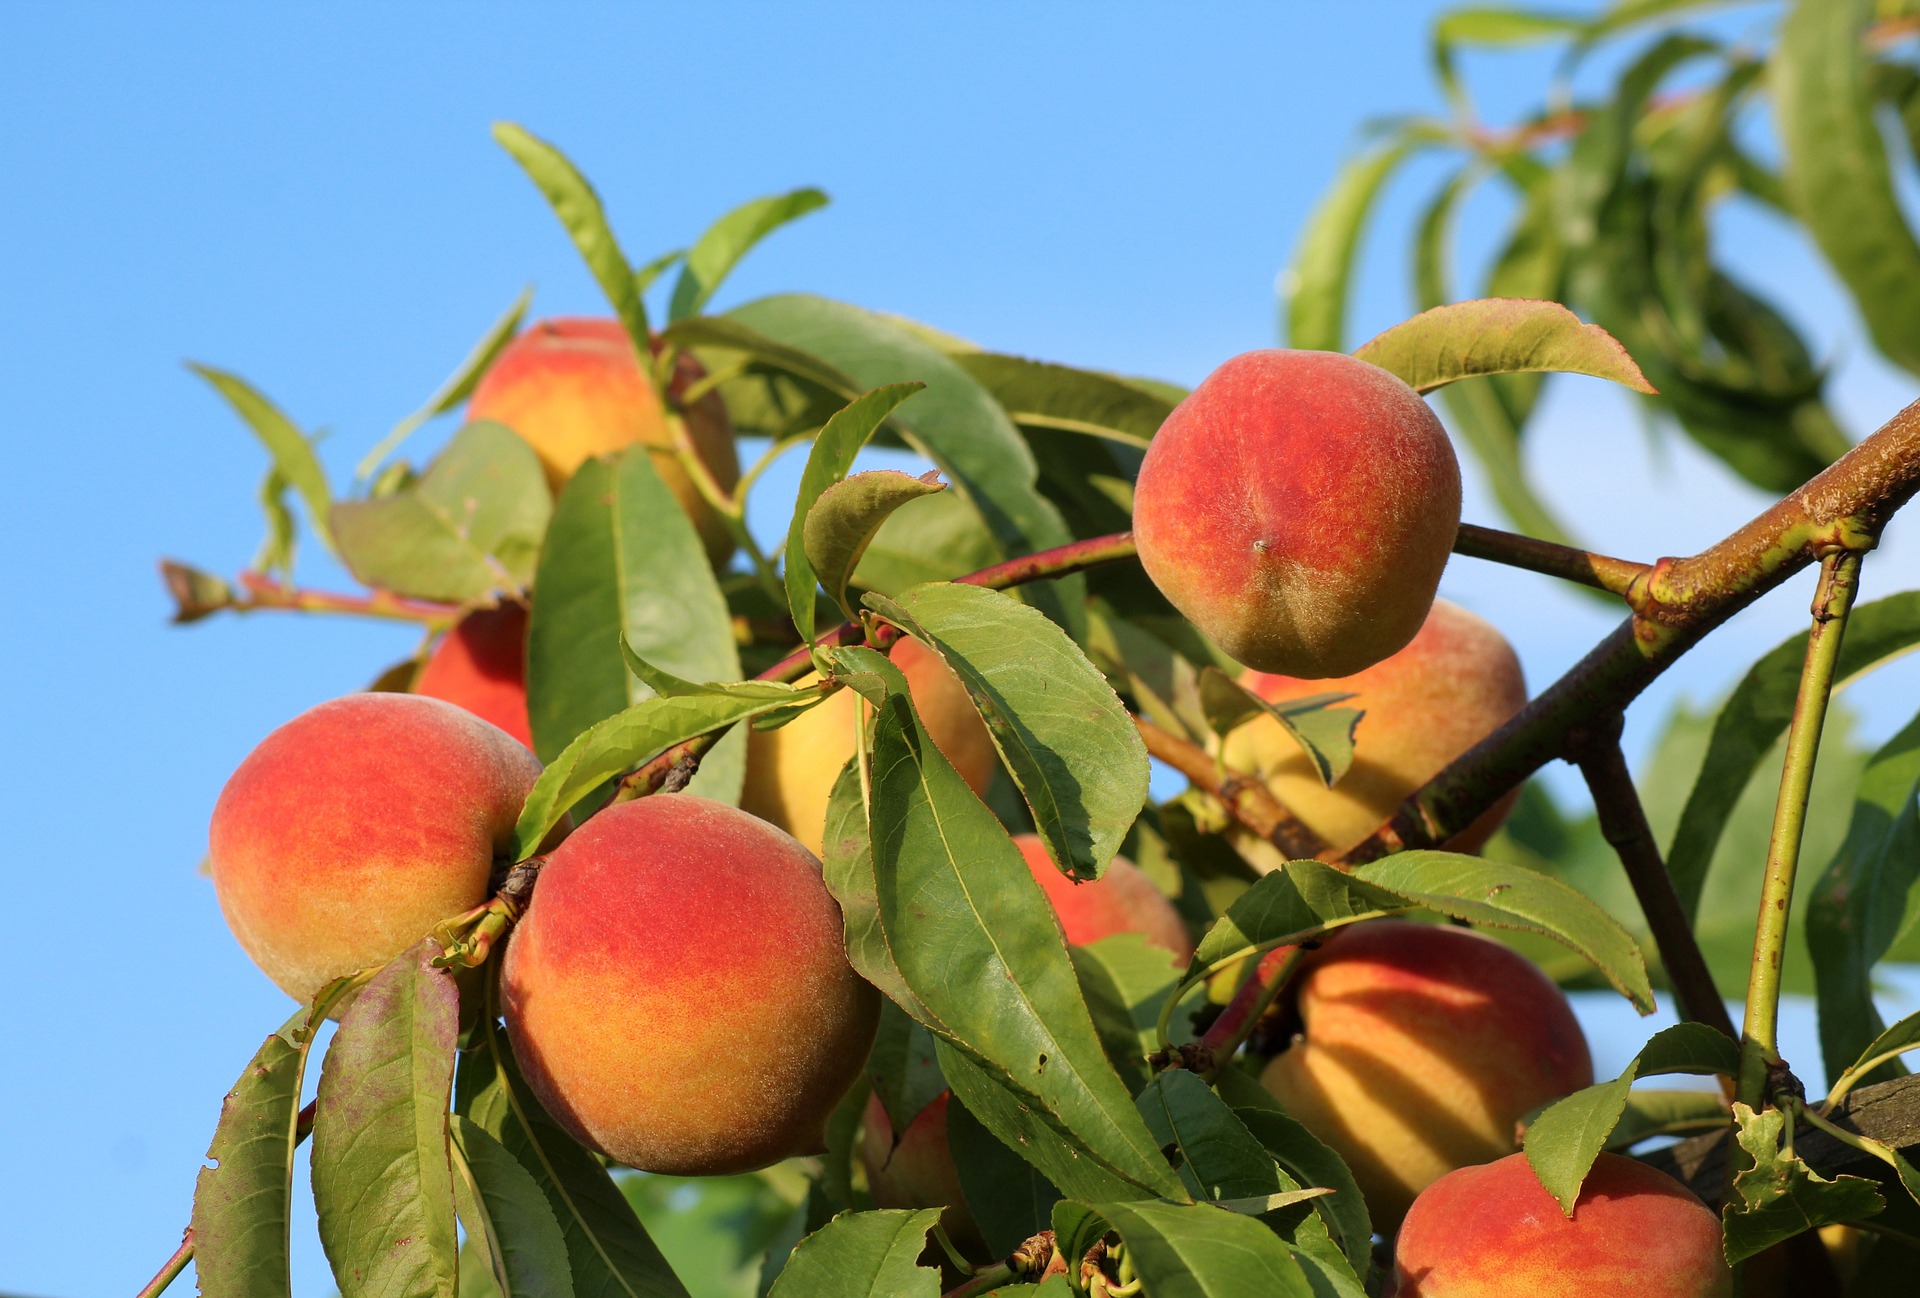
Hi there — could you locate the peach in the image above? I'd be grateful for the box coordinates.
[861,1091,984,1254]
[1131,349,1460,678]
[467,317,740,565]
[1394,1152,1730,1296]
[741,636,998,854]
[1013,834,1191,959]
[1222,599,1526,864]
[1259,919,1591,1227]
[501,795,878,1175]
[413,603,533,749]
[208,693,543,1003]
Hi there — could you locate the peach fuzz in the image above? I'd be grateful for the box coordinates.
[413,602,533,748]
[501,795,878,1176]
[1131,349,1460,679]
[208,692,543,1003]
[1222,598,1526,866]
[861,1091,984,1254]
[467,316,740,565]
[1394,1152,1730,1297]
[741,635,998,855]
[1013,834,1191,959]
[1259,919,1591,1228]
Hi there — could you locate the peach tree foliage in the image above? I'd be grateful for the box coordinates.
[147,10,1920,1297]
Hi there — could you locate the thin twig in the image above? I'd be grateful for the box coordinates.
[1454,522,1649,596]
[1572,724,1737,1043]
[1198,945,1307,1071]
[1133,717,1326,860]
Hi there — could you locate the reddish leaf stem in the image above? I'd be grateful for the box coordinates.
[1132,717,1325,860]
[134,1230,194,1298]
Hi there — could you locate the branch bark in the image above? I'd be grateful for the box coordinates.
[1342,396,1920,865]
[1572,724,1737,1042]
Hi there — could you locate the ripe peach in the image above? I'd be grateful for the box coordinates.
[413,603,533,749]
[1132,349,1460,678]
[1259,919,1591,1227]
[861,1091,984,1253]
[208,693,543,1003]
[1222,599,1526,864]
[741,636,998,854]
[1394,1152,1730,1296]
[467,317,740,564]
[501,795,878,1175]
[1013,834,1191,959]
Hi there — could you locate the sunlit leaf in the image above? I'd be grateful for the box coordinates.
[1723,1102,1884,1264]
[871,582,1149,882]
[311,943,461,1298]
[331,421,550,602]
[669,187,829,322]
[493,122,650,354]
[527,447,743,801]
[190,363,333,550]
[764,1208,941,1298]
[805,471,944,628]
[1353,298,1655,396]
[357,285,533,480]
[190,980,352,1298]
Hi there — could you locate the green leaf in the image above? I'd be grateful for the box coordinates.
[867,1000,947,1138]
[358,285,534,481]
[725,294,1081,632]
[1831,1009,1920,1107]
[1356,853,1654,1010]
[1213,1067,1372,1280]
[945,1095,1062,1259]
[1072,935,1186,1095]
[493,122,650,352]
[190,983,350,1298]
[850,489,1002,597]
[1604,1089,1732,1151]
[1810,707,1920,1086]
[526,447,742,799]
[1093,1199,1317,1297]
[669,187,830,323]
[512,691,797,860]
[805,471,944,628]
[1352,299,1655,396]
[1137,1070,1288,1203]
[1432,9,1584,111]
[1669,593,1920,918]
[869,582,1149,882]
[1723,1103,1885,1264]
[331,421,551,603]
[1185,854,1653,1011]
[766,1208,941,1298]
[1197,668,1362,788]
[450,1116,576,1298]
[1285,140,1422,351]
[312,942,461,1298]
[783,383,926,642]
[1775,0,1920,377]
[953,352,1178,448]
[853,660,1186,1202]
[190,363,333,550]
[1187,861,1407,975]
[460,1010,690,1298]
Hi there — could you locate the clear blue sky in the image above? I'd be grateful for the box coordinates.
[4,5,1918,1294]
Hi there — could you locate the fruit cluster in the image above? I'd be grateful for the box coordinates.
[196,323,1738,1296]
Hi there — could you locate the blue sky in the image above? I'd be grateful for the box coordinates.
[4,5,1919,1294]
